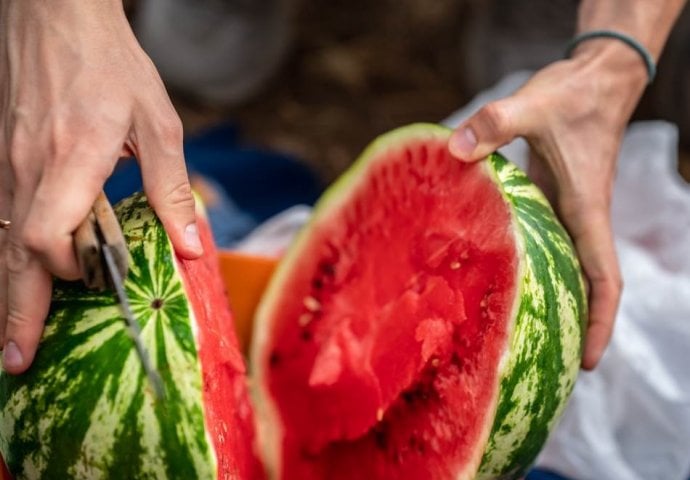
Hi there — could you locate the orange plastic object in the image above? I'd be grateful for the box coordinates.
[217,250,279,354]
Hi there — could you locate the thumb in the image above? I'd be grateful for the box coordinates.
[448,98,528,162]
[135,113,203,259]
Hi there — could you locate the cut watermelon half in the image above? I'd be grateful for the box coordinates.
[251,124,586,479]
[0,194,263,479]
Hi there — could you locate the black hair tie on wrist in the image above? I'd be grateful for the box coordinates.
[565,30,656,84]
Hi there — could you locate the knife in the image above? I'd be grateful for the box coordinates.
[74,191,165,400]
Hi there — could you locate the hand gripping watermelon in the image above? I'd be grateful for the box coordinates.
[251,124,587,479]
[0,193,263,479]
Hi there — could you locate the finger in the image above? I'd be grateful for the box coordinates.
[21,151,114,280]
[134,109,202,259]
[0,155,10,347]
[560,198,621,370]
[0,231,7,348]
[527,148,558,206]
[2,235,52,374]
[3,183,52,374]
[448,97,530,161]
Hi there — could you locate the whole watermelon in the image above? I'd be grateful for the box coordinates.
[251,124,587,479]
[0,193,263,479]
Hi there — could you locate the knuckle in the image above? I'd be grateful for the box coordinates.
[8,136,36,187]
[153,180,195,214]
[6,309,32,331]
[155,113,184,148]
[479,102,510,137]
[19,225,48,256]
[6,238,31,275]
[167,180,195,208]
[589,268,623,299]
[558,192,608,222]
[557,193,585,219]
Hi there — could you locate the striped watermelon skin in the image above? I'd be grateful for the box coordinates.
[0,193,258,479]
[252,124,587,479]
[477,154,587,478]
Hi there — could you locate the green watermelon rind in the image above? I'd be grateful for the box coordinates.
[478,154,586,478]
[0,193,218,479]
[251,123,587,479]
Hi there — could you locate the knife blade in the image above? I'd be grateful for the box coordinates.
[102,243,165,400]
[74,192,165,400]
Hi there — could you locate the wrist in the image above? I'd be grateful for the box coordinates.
[577,0,686,57]
[569,39,648,103]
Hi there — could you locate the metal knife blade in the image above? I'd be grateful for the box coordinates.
[103,244,166,400]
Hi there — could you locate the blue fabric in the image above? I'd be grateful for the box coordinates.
[182,122,322,222]
[105,122,322,220]
[526,469,571,480]
[193,175,257,248]
[104,122,323,246]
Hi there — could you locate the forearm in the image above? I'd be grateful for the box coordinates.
[1,0,127,37]
[578,0,686,60]
[0,0,140,98]
[0,0,123,11]
[565,0,687,122]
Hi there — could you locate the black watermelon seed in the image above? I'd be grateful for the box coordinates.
[374,431,387,450]
[300,330,313,342]
[269,351,281,367]
[451,352,463,368]
[299,447,319,461]
[320,262,336,276]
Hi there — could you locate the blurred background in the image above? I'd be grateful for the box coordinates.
[114,3,690,479]
[126,0,690,184]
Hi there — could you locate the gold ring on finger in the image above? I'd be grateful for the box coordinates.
[0,219,10,230]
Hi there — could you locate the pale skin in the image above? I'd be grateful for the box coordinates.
[0,0,686,374]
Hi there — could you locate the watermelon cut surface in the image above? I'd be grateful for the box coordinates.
[0,193,262,479]
[251,124,587,479]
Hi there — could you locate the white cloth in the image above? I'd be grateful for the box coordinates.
[444,72,690,480]
[233,205,312,257]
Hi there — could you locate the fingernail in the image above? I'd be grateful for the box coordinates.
[449,127,477,160]
[3,341,23,370]
[184,223,203,254]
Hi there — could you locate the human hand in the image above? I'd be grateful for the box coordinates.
[448,41,648,369]
[0,0,202,374]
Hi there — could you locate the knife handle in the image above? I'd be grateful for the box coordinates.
[74,191,129,291]
[92,192,128,279]
[74,211,104,290]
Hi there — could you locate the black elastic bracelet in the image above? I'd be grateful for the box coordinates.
[565,30,656,84]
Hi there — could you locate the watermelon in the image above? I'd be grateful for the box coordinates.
[251,124,587,479]
[0,193,263,479]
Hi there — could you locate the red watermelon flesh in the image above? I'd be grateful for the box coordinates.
[0,456,8,480]
[258,136,518,478]
[178,210,264,479]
